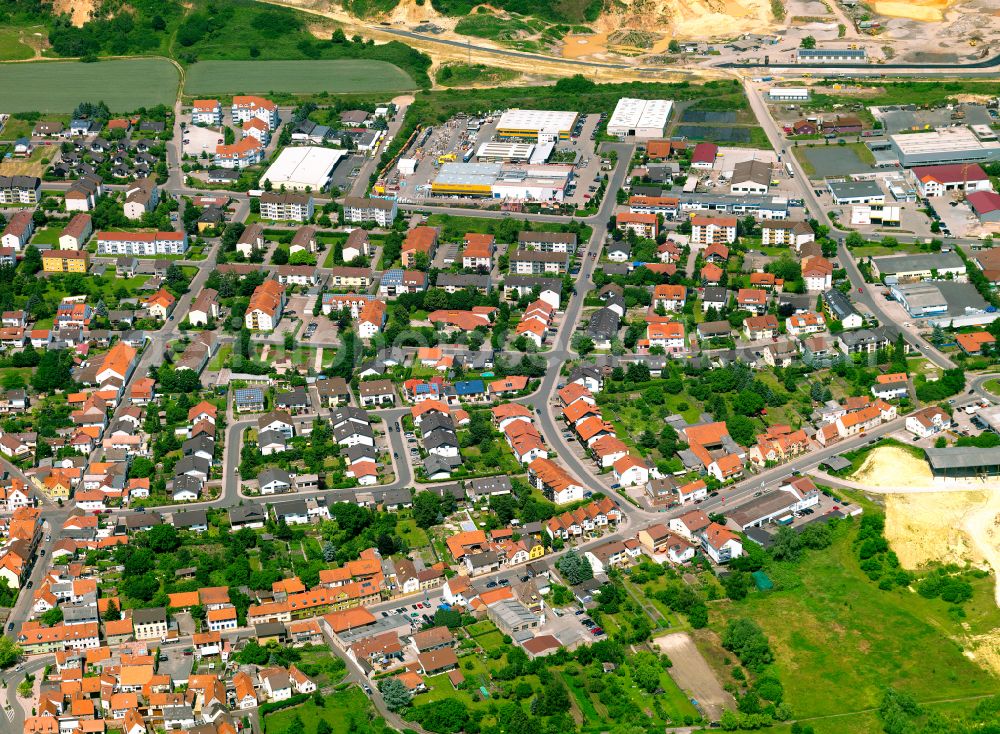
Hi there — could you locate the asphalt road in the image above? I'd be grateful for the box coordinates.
[744,82,955,372]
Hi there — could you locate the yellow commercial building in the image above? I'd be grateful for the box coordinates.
[496,109,578,140]
[42,249,89,273]
[431,162,499,198]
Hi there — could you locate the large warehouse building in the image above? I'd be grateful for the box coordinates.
[261,146,345,191]
[606,98,674,139]
[431,162,502,197]
[496,109,578,140]
[431,162,573,201]
[890,127,1000,167]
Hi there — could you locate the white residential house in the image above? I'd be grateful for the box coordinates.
[192,100,222,126]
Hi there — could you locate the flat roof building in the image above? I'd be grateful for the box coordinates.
[767,87,810,102]
[477,142,535,162]
[889,282,948,318]
[496,109,578,140]
[827,180,884,205]
[607,98,673,139]
[796,47,867,63]
[872,251,966,282]
[261,146,345,191]
[890,127,1000,167]
[432,162,501,197]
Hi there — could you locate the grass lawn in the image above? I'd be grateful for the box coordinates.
[464,620,497,637]
[184,60,416,95]
[209,345,232,371]
[808,81,1000,109]
[395,518,429,549]
[719,520,1000,720]
[31,226,64,246]
[984,378,1000,396]
[0,59,179,112]
[850,242,924,258]
[263,687,373,734]
[436,63,521,87]
[562,671,601,720]
[93,275,149,298]
[0,27,34,61]
[471,630,505,651]
[0,367,33,390]
[425,212,590,243]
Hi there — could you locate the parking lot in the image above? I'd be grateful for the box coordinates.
[390,111,606,209]
[929,196,977,238]
[182,119,223,157]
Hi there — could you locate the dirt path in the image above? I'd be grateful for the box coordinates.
[652,632,734,721]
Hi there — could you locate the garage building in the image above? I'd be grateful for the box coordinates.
[925,447,1000,480]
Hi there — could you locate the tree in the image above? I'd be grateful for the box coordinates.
[412,491,442,529]
[536,675,571,715]
[143,524,181,553]
[556,551,593,585]
[0,637,20,669]
[726,415,757,447]
[379,677,412,712]
[40,608,64,626]
[770,525,802,562]
[572,333,595,356]
[722,618,774,673]
[733,389,765,416]
[103,598,121,621]
[33,350,73,393]
[801,36,817,49]
[21,245,42,275]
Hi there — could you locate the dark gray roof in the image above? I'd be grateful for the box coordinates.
[259,468,292,486]
[230,505,266,524]
[272,497,308,517]
[173,509,208,528]
[132,607,167,624]
[925,447,1000,471]
[702,286,729,304]
[436,273,490,289]
[823,289,860,320]
[424,454,460,475]
[587,307,621,340]
[423,428,459,449]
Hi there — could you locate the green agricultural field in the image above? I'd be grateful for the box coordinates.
[184,60,416,96]
[0,27,34,61]
[721,520,1000,723]
[0,59,180,112]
